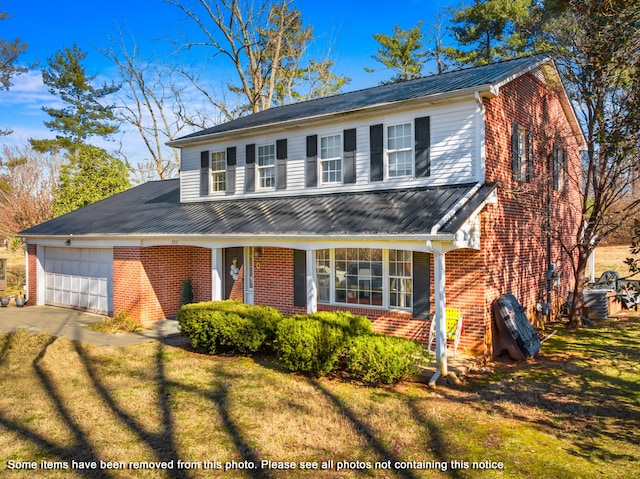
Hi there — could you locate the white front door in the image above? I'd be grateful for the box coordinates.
[244,246,254,305]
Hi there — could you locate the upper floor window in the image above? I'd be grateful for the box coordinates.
[320,134,342,184]
[553,144,568,192]
[258,144,276,189]
[387,123,413,177]
[512,123,534,182]
[210,151,226,192]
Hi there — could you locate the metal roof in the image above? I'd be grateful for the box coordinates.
[171,55,548,144]
[20,180,497,238]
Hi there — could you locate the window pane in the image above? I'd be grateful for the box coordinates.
[388,123,412,177]
[315,249,331,303]
[210,151,226,191]
[335,248,382,306]
[258,145,275,166]
[389,249,412,308]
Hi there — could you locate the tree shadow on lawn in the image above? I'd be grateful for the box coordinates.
[444,322,640,464]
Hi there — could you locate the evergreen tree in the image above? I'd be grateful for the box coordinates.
[444,0,533,66]
[1,8,28,135]
[30,44,120,153]
[366,22,428,83]
[52,144,130,217]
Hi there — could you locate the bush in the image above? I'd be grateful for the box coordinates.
[176,300,282,354]
[345,334,425,385]
[87,312,143,334]
[274,316,347,375]
[274,311,371,375]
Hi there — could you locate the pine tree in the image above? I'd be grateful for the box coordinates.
[366,22,428,83]
[30,44,120,153]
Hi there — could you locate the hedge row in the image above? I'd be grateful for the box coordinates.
[176,301,426,384]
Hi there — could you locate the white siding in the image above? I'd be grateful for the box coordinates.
[180,99,479,202]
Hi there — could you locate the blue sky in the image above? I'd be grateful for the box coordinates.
[1,0,452,162]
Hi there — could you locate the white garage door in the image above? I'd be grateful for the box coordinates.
[44,247,113,314]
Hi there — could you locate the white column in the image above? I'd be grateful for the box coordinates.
[306,249,317,313]
[433,247,448,376]
[211,248,223,301]
[36,245,45,305]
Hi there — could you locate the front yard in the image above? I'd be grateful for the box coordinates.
[1,316,639,478]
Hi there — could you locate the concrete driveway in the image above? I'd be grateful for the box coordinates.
[0,303,184,347]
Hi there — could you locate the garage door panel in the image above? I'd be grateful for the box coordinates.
[44,247,113,315]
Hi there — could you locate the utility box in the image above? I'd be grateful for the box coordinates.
[0,258,6,290]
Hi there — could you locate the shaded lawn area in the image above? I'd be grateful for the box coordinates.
[0,318,639,478]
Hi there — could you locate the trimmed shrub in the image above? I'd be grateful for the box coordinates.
[274,316,346,375]
[274,311,371,375]
[304,311,373,337]
[176,300,282,354]
[345,334,425,385]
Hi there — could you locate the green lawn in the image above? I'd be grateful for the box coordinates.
[1,318,639,478]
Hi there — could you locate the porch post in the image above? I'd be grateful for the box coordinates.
[433,247,448,377]
[211,247,223,301]
[306,249,317,313]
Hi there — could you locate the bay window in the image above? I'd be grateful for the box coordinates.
[315,248,413,310]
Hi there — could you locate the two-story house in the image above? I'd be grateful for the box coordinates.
[20,55,584,360]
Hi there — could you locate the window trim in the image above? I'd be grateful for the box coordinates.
[257,143,276,190]
[319,133,343,185]
[210,150,227,193]
[314,248,413,312]
[386,122,414,179]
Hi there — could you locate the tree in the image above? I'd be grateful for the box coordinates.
[1,7,28,135]
[167,0,348,119]
[52,144,130,217]
[0,145,60,237]
[30,44,120,153]
[366,22,428,83]
[102,30,183,180]
[444,0,534,66]
[546,0,640,327]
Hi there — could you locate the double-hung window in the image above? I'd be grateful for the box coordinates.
[320,134,342,184]
[258,144,276,189]
[210,151,226,192]
[387,123,413,177]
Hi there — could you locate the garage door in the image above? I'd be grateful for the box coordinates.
[44,247,113,314]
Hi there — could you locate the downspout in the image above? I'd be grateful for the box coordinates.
[427,182,483,387]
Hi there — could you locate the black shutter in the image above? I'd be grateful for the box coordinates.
[343,128,357,184]
[553,143,559,191]
[527,131,535,182]
[413,252,430,319]
[563,149,569,193]
[276,139,287,190]
[245,143,255,192]
[512,122,520,181]
[226,147,236,193]
[200,150,209,196]
[414,116,430,177]
[293,250,307,307]
[306,135,318,188]
[370,124,383,182]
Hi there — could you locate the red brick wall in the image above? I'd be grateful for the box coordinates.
[26,244,37,305]
[254,247,306,315]
[113,246,211,323]
[482,70,582,355]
